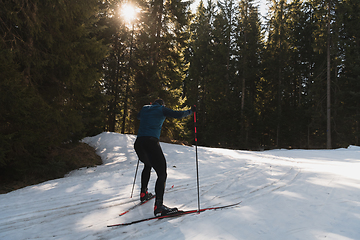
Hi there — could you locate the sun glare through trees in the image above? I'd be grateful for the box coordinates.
[120,3,138,23]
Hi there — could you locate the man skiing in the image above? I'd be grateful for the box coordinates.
[134,99,195,216]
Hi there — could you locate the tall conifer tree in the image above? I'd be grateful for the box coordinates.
[235,0,263,148]
[0,0,107,173]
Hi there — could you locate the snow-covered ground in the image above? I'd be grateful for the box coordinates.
[1,132,360,240]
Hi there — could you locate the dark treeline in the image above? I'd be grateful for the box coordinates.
[0,0,107,179]
[186,0,359,150]
[1,0,359,179]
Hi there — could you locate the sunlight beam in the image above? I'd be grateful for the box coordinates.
[120,3,138,23]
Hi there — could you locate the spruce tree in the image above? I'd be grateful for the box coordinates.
[185,0,217,145]
[335,0,360,146]
[235,0,264,148]
[0,0,107,176]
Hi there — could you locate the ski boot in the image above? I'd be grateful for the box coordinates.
[154,200,178,216]
[140,189,154,203]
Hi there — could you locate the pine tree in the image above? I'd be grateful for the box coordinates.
[200,0,238,147]
[128,0,192,138]
[101,0,133,132]
[263,0,290,147]
[0,0,107,174]
[185,0,217,145]
[235,0,263,148]
[284,0,315,148]
[304,0,337,148]
[335,0,360,146]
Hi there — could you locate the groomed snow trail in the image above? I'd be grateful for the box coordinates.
[0,132,359,240]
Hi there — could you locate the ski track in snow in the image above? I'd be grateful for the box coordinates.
[0,132,359,240]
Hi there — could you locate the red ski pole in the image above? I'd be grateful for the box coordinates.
[194,106,200,212]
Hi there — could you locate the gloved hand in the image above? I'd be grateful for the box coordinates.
[191,105,196,112]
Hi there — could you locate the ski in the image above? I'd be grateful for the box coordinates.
[108,201,241,227]
[119,185,174,216]
[119,194,156,216]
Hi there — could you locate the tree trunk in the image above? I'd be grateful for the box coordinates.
[326,0,331,149]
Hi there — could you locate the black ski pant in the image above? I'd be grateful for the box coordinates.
[134,136,167,204]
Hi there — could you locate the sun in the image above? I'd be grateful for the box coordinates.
[121,3,137,22]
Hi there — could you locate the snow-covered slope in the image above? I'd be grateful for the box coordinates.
[1,132,359,240]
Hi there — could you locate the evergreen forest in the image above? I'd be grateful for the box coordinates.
[1,0,359,181]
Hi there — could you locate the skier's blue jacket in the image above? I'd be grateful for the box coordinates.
[137,103,192,140]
